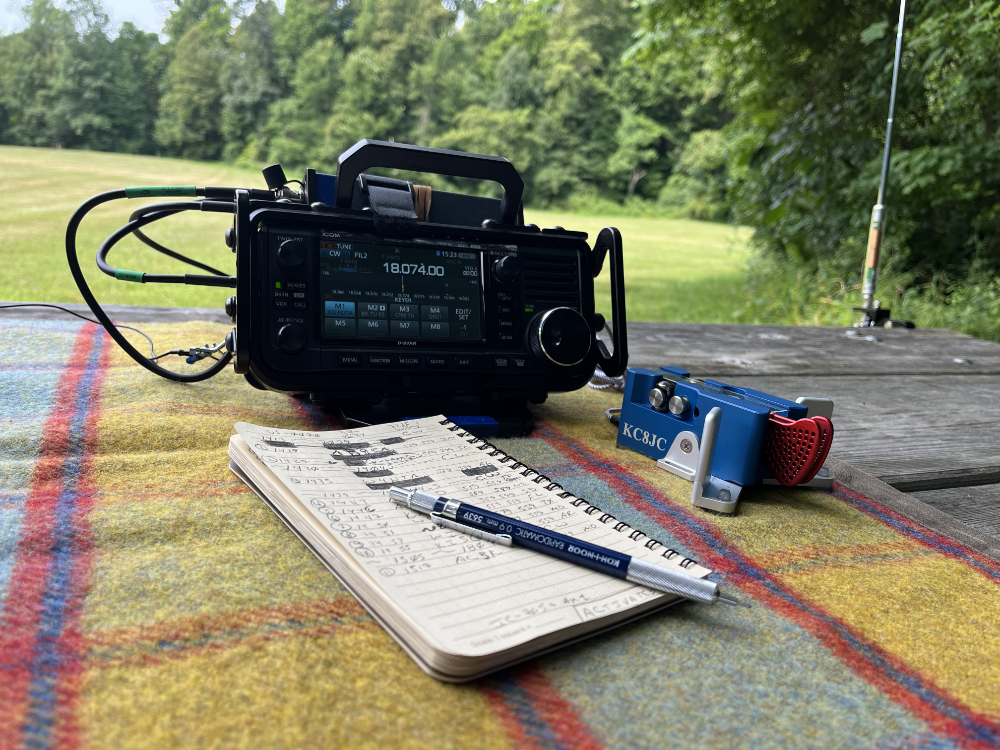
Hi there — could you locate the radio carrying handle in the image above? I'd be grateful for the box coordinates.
[593,227,628,377]
[335,140,524,225]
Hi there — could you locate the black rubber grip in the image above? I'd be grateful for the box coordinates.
[335,140,524,225]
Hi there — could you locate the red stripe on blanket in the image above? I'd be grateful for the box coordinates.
[480,681,546,750]
[537,422,1000,750]
[516,666,604,750]
[0,326,107,749]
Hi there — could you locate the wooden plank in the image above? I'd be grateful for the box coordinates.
[626,322,1000,376]
[910,484,1000,540]
[831,459,1000,555]
[714,374,1000,489]
[881,466,1000,493]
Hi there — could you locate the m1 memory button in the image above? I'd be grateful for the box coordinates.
[338,355,361,367]
[427,356,447,368]
[455,357,473,368]
[493,357,509,368]
[513,357,527,368]
[368,355,392,367]
[324,300,355,318]
[398,356,421,368]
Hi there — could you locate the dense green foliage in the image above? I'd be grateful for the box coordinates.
[640,0,1000,293]
[1,0,997,336]
[0,0,727,213]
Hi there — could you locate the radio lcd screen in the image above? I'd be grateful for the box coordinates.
[319,239,483,342]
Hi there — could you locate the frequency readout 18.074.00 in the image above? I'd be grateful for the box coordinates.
[319,241,483,342]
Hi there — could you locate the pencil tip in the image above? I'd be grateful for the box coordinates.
[717,594,751,608]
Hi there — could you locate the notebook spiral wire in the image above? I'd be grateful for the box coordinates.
[438,418,698,570]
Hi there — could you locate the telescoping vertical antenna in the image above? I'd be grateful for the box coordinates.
[854,0,914,329]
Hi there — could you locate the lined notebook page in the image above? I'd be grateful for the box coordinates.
[235,417,710,658]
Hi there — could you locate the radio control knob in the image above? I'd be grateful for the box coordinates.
[528,307,591,366]
[276,323,307,354]
[493,255,521,284]
[277,239,307,270]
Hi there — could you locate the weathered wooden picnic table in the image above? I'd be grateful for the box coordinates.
[11,303,1000,540]
[628,322,1000,539]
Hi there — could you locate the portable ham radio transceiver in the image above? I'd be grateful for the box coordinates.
[616,367,834,514]
[66,140,627,436]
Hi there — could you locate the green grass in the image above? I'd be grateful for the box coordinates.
[523,211,751,323]
[0,146,750,323]
[1,146,266,311]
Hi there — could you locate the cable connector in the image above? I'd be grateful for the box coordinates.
[114,269,145,283]
[183,341,228,364]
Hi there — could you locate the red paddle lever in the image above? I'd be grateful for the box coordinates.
[763,414,834,487]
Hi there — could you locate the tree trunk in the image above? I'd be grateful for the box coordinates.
[627,169,647,197]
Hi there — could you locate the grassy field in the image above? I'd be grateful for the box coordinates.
[0,146,751,323]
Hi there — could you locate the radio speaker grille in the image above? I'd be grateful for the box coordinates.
[522,254,579,307]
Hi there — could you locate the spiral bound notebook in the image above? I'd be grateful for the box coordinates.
[228,416,712,681]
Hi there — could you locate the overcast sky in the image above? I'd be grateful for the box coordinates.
[0,0,171,35]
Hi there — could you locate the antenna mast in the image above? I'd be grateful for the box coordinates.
[855,0,913,328]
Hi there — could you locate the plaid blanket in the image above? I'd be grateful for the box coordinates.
[2,318,999,749]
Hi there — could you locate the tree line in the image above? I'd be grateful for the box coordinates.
[1,0,997,290]
[0,0,729,217]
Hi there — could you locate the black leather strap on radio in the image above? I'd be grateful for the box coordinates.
[361,174,419,237]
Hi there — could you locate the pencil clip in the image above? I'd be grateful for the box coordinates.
[430,513,514,546]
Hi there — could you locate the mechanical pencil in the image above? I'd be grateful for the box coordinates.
[388,487,748,608]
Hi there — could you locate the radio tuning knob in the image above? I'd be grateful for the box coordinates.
[276,323,307,354]
[277,239,307,270]
[528,307,591,366]
[493,255,521,284]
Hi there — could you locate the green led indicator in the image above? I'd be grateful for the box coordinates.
[275,282,281,289]
[524,306,533,312]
